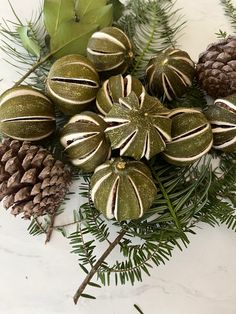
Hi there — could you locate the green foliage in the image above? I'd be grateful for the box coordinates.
[167,80,208,110]
[134,304,145,314]
[43,0,75,37]
[50,21,98,59]
[0,7,50,89]
[75,0,107,18]
[207,152,236,232]
[117,0,185,78]
[17,26,41,57]
[70,156,213,290]
[44,0,113,58]
[108,0,125,22]
[220,0,236,31]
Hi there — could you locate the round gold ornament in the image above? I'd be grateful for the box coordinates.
[46,54,100,115]
[96,74,145,115]
[90,158,157,221]
[0,86,55,141]
[206,95,236,152]
[87,27,134,77]
[60,111,110,172]
[146,48,195,101]
[105,91,171,160]
[162,108,213,166]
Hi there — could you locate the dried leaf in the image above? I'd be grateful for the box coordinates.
[43,0,75,36]
[50,21,99,59]
[75,0,107,18]
[17,26,41,57]
[80,4,113,29]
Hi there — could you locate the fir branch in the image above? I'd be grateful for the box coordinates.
[118,0,185,78]
[73,229,126,304]
[0,5,50,89]
[220,0,236,31]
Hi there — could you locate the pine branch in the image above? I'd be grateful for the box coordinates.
[73,229,126,304]
[118,0,185,78]
[220,0,236,31]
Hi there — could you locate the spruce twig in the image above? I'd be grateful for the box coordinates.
[73,229,126,304]
[220,0,236,31]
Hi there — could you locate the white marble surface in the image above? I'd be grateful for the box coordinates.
[0,0,236,313]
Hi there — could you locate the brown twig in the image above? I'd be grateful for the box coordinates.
[53,220,81,229]
[13,52,53,87]
[73,229,126,304]
[45,211,58,244]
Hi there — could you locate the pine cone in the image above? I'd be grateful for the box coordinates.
[196,36,236,98]
[0,138,71,219]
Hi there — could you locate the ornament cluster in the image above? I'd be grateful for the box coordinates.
[1,26,236,221]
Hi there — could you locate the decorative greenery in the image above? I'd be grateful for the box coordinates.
[1,0,236,308]
[117,0,185,78]
[220,0,236,31]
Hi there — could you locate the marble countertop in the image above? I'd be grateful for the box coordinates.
[0,0,236,313]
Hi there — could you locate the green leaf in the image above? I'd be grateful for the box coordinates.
[108,0,124,21]
[17,26,41,57]
[80,4,113,28]
[75,0,107,18]
[50,21,98,59]
[43,0,75,36]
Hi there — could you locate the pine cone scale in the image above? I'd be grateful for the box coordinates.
[0,138,71,219]
[197,36,236,98]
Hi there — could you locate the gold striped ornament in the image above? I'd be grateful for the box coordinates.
[96,74,145,115]
[162,108,213,166]
[87,27,134,77]
[146,48,195,101]
[0,86,55,141]
[206,96,236,152]
[46,54,100,115]
[60,111,110,172]
[105,91,172,160]
[91,158,157,221]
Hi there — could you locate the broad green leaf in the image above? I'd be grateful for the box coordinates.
[75,0,107,18]
[43,0,75,36]
[50,21,98,59]
[108,0,124,21]
[80,4,113,29]
[17,26,41,57]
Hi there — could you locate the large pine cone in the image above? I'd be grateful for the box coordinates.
[196,36,236,98]
[0,138,71,219]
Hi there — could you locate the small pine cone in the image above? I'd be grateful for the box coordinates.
[0,138,71,219]
[196,36,236,98]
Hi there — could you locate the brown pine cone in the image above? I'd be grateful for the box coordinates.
[196,36,236,98]
[0,138,71,219]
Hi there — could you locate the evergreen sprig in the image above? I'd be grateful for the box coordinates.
[1,0,236,308]
[220,0,236,31]
[118,0,185,78]
[0,3,50,89]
